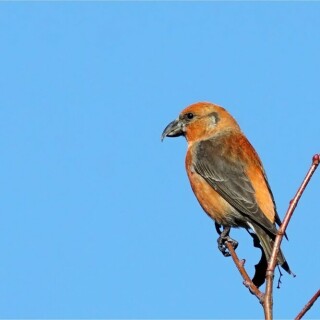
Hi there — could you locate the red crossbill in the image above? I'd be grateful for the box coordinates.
[162,102,292,285]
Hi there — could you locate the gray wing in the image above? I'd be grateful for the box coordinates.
[193,138,277,236]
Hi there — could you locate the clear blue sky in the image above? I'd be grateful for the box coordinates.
[0,2,319,319]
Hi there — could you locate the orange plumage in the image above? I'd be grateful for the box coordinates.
[162,102,292,286]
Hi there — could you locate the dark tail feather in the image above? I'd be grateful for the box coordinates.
[249,222,293,275]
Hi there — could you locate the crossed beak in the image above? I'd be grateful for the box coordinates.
[161,119,184,141]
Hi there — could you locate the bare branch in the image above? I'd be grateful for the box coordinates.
[295,289,320,320]
[225,241,264,301]
[264,154,320,319]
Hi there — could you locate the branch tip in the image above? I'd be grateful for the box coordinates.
[312,154,320,165]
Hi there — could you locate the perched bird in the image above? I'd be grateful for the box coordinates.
[161,102,292,285]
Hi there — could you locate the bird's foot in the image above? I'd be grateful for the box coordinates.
[217,227,238,257]
[217,236,238,257]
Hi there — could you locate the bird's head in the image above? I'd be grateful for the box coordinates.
[161,102,240,144]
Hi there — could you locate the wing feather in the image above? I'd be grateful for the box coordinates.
[193,135,277,235]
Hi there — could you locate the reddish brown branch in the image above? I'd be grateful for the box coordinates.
[226,241,264,301]
[295,289,320,320]
[264,154,320,320]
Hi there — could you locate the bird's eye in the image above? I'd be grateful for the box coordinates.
[186,113,194,120]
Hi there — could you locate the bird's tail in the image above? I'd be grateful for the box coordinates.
[249,222,292,275]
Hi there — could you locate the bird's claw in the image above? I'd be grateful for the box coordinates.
[217,235,238,257]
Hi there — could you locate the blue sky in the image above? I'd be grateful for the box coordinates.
[0,2,319,319]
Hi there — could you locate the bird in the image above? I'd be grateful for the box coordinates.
[161,102,292,285]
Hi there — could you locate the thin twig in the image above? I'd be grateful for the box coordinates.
[226,241,264,301]
[264,154,320,320]
[295,289,320,320]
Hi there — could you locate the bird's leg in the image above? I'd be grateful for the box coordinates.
[217,226,238,257]
[215,222,222,235]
